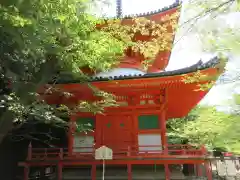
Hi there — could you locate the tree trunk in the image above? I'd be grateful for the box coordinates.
[0,111,14,145]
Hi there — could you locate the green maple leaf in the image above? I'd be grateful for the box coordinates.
[237,0,240,10]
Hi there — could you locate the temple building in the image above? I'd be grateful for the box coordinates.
[19,1,226,180]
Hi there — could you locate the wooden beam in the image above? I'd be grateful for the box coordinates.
[21,158,205,166]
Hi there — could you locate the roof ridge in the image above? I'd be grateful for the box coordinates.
[114,0,181,19]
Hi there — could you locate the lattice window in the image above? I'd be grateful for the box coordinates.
[139,94,155,105]
[140,100,146,105]
[148,99,155,104]
[118,101,128,106]
[140,94,154,99]
[115,95,128,101]
[138,90,166,105]
[115,95,129,106]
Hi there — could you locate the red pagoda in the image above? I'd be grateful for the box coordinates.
[19,1,226,180]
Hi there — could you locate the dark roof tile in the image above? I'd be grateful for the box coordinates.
[113,1,181,19]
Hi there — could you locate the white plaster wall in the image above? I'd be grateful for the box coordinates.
[138,134,162,153]
[73,136,94,153]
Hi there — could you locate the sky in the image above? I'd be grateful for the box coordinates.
[94,0,240,107]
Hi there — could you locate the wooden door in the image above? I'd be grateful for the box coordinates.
[100,115,134,153]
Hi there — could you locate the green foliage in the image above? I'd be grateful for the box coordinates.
[237,0,240,10]
[0,0,180,141]
[0,0,181,136]
[168,106,240,153]
[227,93,240,115]
[167,107,201,144]
[185,0,239,55]
[178,0,240,153]
[0,0,129,140]
[0,0,127,75]
[233,94,240,105]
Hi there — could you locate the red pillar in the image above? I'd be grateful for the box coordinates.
[95,114,101,148]
[160,104,170,180]
[23,166,29,180]
[160,89,170,180]
[27,142,32,160]
[68,119,74,155]
[57,164,63,180]
[127,164,132,180]
[91,165,96,180]
[197,164,202,177]
[205,161,212,180]
[164,164,171,180]
[131,95,138,153]
[160,106,167,154]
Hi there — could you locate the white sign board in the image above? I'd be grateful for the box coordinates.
[95,146,113,160]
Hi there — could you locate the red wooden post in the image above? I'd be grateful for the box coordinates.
[95,114,101,149]
[57,163,63,180]
[127,146,132,180]
[59,148,63,159]
[68,120,74,156]
[44,148,47,159]
[164,164,171,180]
[133,116,139,156]
[23,166,29,180]
[91,165,96,180]
[27,142,32,160]
[197,164,202,177]
[127,163,132,180]
[160,106,167,154]
[161,90,171,180]
[205,161,212,180]
[127,146,131,156]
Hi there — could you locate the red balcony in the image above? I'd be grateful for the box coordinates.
[19,144,213,180]
[24,144,207,165]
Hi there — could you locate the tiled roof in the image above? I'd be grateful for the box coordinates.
[53,56,220,84]
[117,0,181,19]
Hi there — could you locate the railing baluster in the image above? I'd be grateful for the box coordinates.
[27,142,32,160]
[44,148,47,159]
[127,146,131,157]
[59,148,63,160]
[26,144,212,162]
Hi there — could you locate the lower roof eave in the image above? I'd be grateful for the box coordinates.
[49,56,224,91]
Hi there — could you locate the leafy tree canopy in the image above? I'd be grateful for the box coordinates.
[0,0,179,143]
[168,105,240,154]
[0,0,130,142]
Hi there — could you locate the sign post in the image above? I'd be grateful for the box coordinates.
[95,146,113,180]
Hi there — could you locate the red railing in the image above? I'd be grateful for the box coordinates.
[27,144,207,161]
